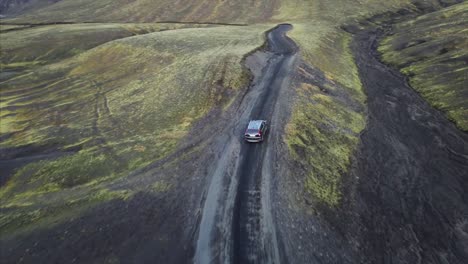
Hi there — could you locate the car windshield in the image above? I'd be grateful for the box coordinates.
[246,129,259,134]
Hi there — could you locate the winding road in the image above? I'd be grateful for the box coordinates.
[194,24,297,264]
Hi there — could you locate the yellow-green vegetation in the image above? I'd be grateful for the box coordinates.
[285,25,366,204]
[0,24,270,234]
[276,0,465,207]
[2,0,464,233]
[0,23,207,70]
[0,24,29,31]
[152,181,172,193]
[286,82,366,206]
[0,187,131,237]
[5,0,278,24]
[275,0,420,207]
[25,151,118,188]
[379,1,468,131]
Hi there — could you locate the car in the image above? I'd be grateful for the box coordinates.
[244,120,267,142]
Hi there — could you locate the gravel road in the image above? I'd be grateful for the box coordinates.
[194,24,298,264]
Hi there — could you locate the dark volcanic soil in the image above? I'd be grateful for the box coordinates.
[2,6,467,264]
[342,26,468,264]
[0,24,298,264]
[272,8,468,264]
[232,24,297,264]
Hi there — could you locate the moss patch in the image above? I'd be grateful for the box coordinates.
[0,23,208,70]
[285,70,365,207]
[278,0,463,208]
[0,188,131,237]
[0,24,270,234]
[379,1,468,131]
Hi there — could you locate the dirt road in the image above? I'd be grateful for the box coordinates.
[194,24,297,264]
[2,14,466,264]
[254,21,468,264]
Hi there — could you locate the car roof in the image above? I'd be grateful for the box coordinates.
[247,120,264,130]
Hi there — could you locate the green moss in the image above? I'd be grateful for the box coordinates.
[152,181,172,192]
[0,25,270,233]
[282,1,467,208]
[378,1,468,131]
[0,23,208,71]
[3,0,460,232]
[285,84,365,207]
[0,24,29,31]
[4,0,277,24]
[0,61,45,69]
[30,151,119,188]
[285,22,366,207]
[0,151,120,204]
[0,188,132,237]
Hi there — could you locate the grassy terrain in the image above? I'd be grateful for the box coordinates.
[0,24,29,31]
[275,0,464,207]
[275,0,411,207]
[379,1,468,131]
[0,23,207,71]
[3,0,279,24]
[0,24,271,235]
[284,22,367,206]
[0,0,56,16]
[1,0,466,235]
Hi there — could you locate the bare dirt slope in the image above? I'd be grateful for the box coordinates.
[378,2,468,131]
[347,26,468,264]
[272,12,468,264]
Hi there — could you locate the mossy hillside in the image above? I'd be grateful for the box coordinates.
[2,0,465,231]
[379,1,468,131]
[285,72,366,207]
[0,24,29,31]
[0,25,270,234]
[0,23,205,70]
[5,0,279,24]
[276,0,415,207]
[0,0,56,16]
[6,0,430,24]
[1,24,266,148]
[0,187,131,238]
[284,24,365,207]
[12,0,454,25]
[2,24,271,185]
[274,0,463,207]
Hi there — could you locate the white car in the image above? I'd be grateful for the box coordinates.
[244,120,268,142]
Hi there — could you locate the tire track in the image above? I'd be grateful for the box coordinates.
[193,24,297,264]
[91,81,125,164]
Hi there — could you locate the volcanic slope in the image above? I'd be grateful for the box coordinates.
[379,1,468,131]
[1,0,278,23]
[342,18,468,263]
[1,0,468,263]
[0,24,271,237]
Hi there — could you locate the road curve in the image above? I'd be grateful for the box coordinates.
[193,24,297,264]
